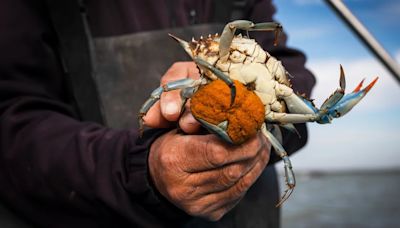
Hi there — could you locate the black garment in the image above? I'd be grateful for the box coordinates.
[0,0,315,227]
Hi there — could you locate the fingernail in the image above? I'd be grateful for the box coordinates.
[165,102,179,115]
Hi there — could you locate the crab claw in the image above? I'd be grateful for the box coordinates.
[318,76,379,123]
[319,65,346,112]
[248,22,283,46]
[169,34,237,106]
[194,57,236,106]
[196,119,234,144]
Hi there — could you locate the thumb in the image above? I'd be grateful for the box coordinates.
[160,90,182,121]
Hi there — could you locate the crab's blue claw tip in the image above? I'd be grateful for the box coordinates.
[321,77,378,121]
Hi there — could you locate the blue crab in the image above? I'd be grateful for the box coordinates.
[139,20,378,206]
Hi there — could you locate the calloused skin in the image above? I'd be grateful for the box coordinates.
[143,62,271,221]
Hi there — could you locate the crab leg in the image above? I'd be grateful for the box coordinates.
[219,20,282,62]
[138,78,202,134]
[248,22,283,46]
[266,78,377,124]
[266,112,318,124]
[261,124,295,207]
[270,67,378,124]
[282,67,346,115]
[318,76,378,124]
[167,36,238,106]
[194,57,236,106]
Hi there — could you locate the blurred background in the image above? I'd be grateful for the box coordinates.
[273,0,400,227]
[1,1,398,227]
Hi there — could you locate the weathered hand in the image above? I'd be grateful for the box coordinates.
[143,62,201,133]
[148,130,271,221]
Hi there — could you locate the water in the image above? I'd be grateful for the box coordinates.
[1,171,399,227]
[280,171,400,228]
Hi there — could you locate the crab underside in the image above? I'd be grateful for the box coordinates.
[139,20,378,206]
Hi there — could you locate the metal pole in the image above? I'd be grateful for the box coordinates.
[325,0,400,84]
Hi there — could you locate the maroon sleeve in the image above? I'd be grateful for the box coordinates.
[0,0,186,227]
[246,0,316,161]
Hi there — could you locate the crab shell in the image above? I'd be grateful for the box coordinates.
[185,34,292,111]
[183,34,293,143]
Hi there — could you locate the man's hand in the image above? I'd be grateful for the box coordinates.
[148,130,271,221]
[142,62,201,133]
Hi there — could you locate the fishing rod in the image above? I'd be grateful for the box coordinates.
[325,0,400,84]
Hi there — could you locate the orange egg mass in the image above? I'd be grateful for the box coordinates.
[190,79,265,144]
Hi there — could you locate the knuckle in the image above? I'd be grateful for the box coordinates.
[240,138,260,159]
[206,146,228,167]
[185,204,204,217]
[181,186,198,200]
[237,176,253,194]
[168,183,198,203]
[227,165,242,180]
[231,186,244,200]
[248,145,260,158]
[222,165,243,186]
[159,150,175,167]
[168,186,196,204]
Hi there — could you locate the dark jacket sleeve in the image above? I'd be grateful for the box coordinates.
[246,0,316,162]
[0,0,186,227]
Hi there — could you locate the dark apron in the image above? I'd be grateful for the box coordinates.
[93,24,280,228]
[0,2,279,227]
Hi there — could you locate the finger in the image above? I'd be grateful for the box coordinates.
[190,135,270,194]
[198,158,261,194]
[166,156,260,209]
[192,148,270,215]
[181,133,267,172]
[187,62,200,79]
[204,196,242,221]
[179,109,201,134]
[160,62,198,84]
[160,62,197,121]
[219,145,270,202]
[185,153,261,195]
[160,90,182,121]
[142,101,174,128]
[181,186,242,220]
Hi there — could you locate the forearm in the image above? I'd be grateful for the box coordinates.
[0,96,188,226]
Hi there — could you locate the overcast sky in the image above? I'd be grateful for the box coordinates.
[273,0,400,171]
